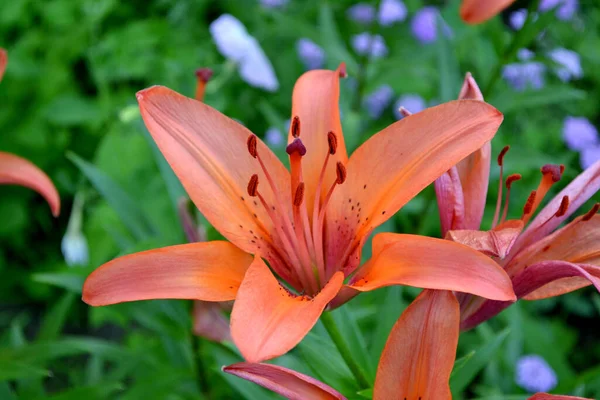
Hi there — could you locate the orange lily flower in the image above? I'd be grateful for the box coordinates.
[0,48,60,216]
[225,290,590,399]
[83,65,516,363]
[460,0,516,25]
[434,75,600,330]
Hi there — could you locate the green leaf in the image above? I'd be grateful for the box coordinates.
[31,272,84,293]
[68,152,156,240]
[369,286,406,360]
[356,388,373,399]
[490,86,586,114]
[46,382,123,400]
[0,360,50,382]
[37,292,76,341]
[318,3,358,73]
[436,19,461,102]
[450,327,510,393]
[451,350,476,377]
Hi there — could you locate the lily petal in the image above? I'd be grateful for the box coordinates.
[460,0,516,24]
[0,151,60,217]
[434,167,465,236]
[461,261,600,330]
[0,48,6,82]
[349,233,516,301]
[528,394,593,400]
[192,301,232,342]
[289,66,348,216]
[512,160,600,256]
[326,100,502,269]
[223,362,346,400]
[83,241,252,306]
[231,257,344,363]
[373,290,459,400]
[446,219,524,259]
[137,86,291,259]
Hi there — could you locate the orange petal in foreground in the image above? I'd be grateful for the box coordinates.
[529,394,593,400]
[348,233,516,301]
[223,363,346,400]
[460,0,516,25]
[0,151,60,217]
[230,257,344,363]
[373,290,459,400]
[82,241,252,306]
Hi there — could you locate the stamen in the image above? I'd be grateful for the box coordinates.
[194,68,213,102]
[294,182,305,207]
[522,164,564,224]
[286,137,307,156]
[555,195,569,217]
[497,146,510,166]
[247,135,258,158]
[506,173,521,188]
[522,190,537,218]
[338,62,347,78]
[582,203,600,221]
[247,174,259,197]
[327,131,338,155]
[492,146,510,228]
[541,164,564,183]
[291,116,301,138]
[499,173,521,224]
[336,162,347,184]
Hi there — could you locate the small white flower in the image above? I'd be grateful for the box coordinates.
[378,0,407,26]
[61,231,89,267]
[548,48,582,82]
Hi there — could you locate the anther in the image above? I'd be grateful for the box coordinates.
[497,146,510,166]
[327,131,338,155]
[523,190,537,215]
[247,135,258,158]
[294,182,305,207]
[541,164,563,182]
[505,173,521,189]
[247,174,259,197]
[336,162,347,184]
[338,62,347,78]
[286,137,307,156]
[555,195,569,217]
[582,203,600,221]
[195,68,213,82]
[291,116,301,138]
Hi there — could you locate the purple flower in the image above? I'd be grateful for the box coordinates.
[517,48,535,61]
[297,38,325,70]
[347,3,376,24]
[351,33,388,58]
[562,116,598,151]
[411,7,452,44]
[364,85,394,118]
[260,0,289,8]
[509,9,528,30]
[265,127,284,147]
[502,62,546,91]
[515,355,557,393]
[539,0,578,20]
[549,48,582,82]
[378,0,407,26]
[580,146,600,169]
[394,94,426,119]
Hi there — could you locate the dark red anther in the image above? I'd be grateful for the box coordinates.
[286,137,307,156]
[195,68,213,82]
[582,203,600,221]
[335,162,347,184]
[523,190,537,215]
[497,146,510,166]
[555,196,569,217]
[247,174,259,197]
[338,62,347,78]
[327,131,338,155]
[247,135,258,158]
[541,164,563,182]
[294,182,305,206]
[505,173,522,189]
[291,116,301,138]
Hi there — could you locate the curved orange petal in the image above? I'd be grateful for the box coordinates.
[0,151,60,216]
[83,241,252,306]
[0,48,6,82]
[529,393,593,400]
[223,363,346,400]
[349,233,515,301]
[230,257,344,363]
[289,65,348,217]
[512,160,600,257]
[460,0,516,24]
[325,100,502,267]
[434,168,465,236]
[446,219,524,259]
[373,290,459,400]
[192,300,232,342]
[137,86,291,260]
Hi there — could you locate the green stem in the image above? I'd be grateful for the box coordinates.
[483,0,541,98]
[320,311,370,388]
[192,334,209,398]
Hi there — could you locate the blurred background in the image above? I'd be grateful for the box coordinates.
[1,0,599,398]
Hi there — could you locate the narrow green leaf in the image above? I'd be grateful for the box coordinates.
[356,388,373,399]
[47,382,124,400]
[451,350,476,376]
[0,360,50,382]
[318,3,358,73]
[436,17,460,102]
[31,272,84,294]
[490,86,586,114]
[37,292,76,341]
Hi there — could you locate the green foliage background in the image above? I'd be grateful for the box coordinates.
[1,0,599,398]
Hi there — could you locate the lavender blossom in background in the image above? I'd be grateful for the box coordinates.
[364,85,394,118]
[509,9,528,30]
[549,48,582,82]
[580,146,600,169]
[394,94,426,119]
[411,6,452,44]
[265,127,284,147]
[562,116,598,150]
[347,3,376,24]
[502,62,546,91]
[296,38,325,70]
[351,33,388,58]
[378,0,407,26]
[539,0,578,20]
[515,355,558,393]
[517,48,535,61]
[260,0,289,8]
[210,14,279,91]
